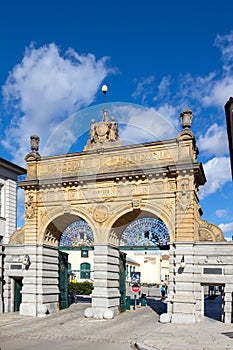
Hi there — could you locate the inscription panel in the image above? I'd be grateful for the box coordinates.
[37,144,177,179]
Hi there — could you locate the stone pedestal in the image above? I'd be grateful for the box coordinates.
[169,295,196,323]
[90,243,120,318]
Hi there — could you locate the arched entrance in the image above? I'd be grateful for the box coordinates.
[13,107,226,320]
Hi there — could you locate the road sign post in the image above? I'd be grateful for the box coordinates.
[131,284,140,310]
[131,272,141,310]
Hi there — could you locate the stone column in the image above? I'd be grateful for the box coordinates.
[90,243,120,319]
[20,245,59,316]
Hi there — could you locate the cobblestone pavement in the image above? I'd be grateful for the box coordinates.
[1,296,233,350]
[0,299,162,350]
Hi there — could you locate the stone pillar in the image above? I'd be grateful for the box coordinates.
[167,242,197,323]
[20,245,59,316]
[223,286,233,323]
[90,243,120,319]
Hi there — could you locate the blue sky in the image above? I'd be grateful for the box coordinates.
[1,0,233,238]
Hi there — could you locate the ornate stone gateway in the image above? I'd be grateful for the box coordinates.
[7,106,228,321]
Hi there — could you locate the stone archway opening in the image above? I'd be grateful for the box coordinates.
[112,210,171,245]
[202,283,225,322]
[107,210,171,313]
[120,216,170,250]
[43,213,84,247]
[58,219,95,287]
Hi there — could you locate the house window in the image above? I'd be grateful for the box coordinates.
[81,250,89,258]
[80,262,91,279]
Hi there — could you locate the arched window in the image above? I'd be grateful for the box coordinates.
[80,262,91,279]
[59,220,94,247]
[120,217,169,248]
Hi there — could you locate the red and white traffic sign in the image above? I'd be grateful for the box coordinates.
[131,284,140,293]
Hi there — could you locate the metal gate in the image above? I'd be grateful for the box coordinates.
[59,251,69,310]
[119,251,127,312]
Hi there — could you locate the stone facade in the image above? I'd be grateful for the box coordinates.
[4,108,231,322]
[0,158,26,244]
[166,241,233,323]
[0,158,26,313]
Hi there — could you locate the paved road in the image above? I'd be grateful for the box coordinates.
[0,298,164,350]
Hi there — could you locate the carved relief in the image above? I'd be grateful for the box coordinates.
[177,191,191,211]
[198,220,225,242]
[180,178,190,191]
[69,189,78,200]
[117,183,135,197]
[132,198,141,209]
[62,203,70,213]
[9,227,25,244]
[168,181,176,191]
[93,205,108,223]
[38,207,48,224]
[25,194,35,219]
[135,183,149,196]
[47,191,56,201]
[164,201,174,215]
[78,205,93,215]
[199,229,213,241]
[153,181,164,192]
[57,190,65,201]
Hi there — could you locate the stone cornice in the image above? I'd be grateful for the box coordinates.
[18,161,204,190]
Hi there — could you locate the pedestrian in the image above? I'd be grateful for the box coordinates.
[160,285,165,299]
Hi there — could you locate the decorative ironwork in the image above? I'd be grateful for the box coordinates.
[59,220,94,247]
[120,217,169,247]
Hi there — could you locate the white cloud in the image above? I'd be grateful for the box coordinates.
[215,209,228,218]
[153,76,171,101]
[214,31,233,71]
[219,221,233,234]
[197,123,228,157]
[132,76,155,104]
[2,42,114,164]
[199,157,231,199]
[114,104,179,145]
[202,77,233,108]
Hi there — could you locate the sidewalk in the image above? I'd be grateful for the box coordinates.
[0,298,233,350]
[134,317,233,350]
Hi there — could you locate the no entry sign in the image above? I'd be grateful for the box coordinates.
[131,284,140,293]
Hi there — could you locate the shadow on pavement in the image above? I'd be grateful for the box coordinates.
[69,295,91,305]
[146,297,167,315]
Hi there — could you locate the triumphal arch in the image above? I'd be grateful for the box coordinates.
[6,106,233,322]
